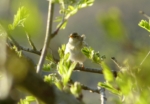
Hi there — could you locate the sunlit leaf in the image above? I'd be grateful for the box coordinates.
[82,47,103,64]
[98,82,121,95]
[138,20,150,32]
[26,96,35,102]
[70,82,82,97]
[8,6,29,30]
[101,62,114,82]
[63,62,77,85]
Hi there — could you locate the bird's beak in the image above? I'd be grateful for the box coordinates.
[69,35,73,38]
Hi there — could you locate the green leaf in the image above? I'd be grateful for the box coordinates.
[70,82,82,97]
[54,16,63,22]
[138,20,150,32]
[58,44,66,58]
[9,6,29,30]
[101,62,114,82]
[63,62,77,85]
[25,96,35,102]
[55,0,95,29]
[55,80,63,90]
[81,47,92,58]
[18,96,35,104]
[46,53,54,62]
[44,73,58,84]
[98,82,121,95]
[82,47,104,64]
[68,5,75,11]
[57,46,77,86]
[116,73,133,95]
[43,63,56,71]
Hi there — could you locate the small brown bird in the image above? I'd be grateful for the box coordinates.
[65,33,87,67]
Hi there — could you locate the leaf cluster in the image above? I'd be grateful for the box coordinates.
[82,47,106,64]
[54,0,94,29]
[8,7,29,30]
[138,20,150,32]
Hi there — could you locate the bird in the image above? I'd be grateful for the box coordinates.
[65,32,87,67]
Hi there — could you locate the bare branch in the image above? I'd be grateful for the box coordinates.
[51,19,66,38]
[80,84,99,94]
[20,47,41,55]
[7,34,21,50]
[139,11,150,24]
[25,32,37,50]
[7,39,41,55]
[111,57,122,70]
[74,66,118,77]
[36,1,54,73]
[139,11,150,19]
[37,2,66,74]
[140,50,150,66]
[98,87,107,104]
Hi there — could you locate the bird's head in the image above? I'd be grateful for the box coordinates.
[68,33,81,43]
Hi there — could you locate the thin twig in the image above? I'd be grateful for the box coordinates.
[139,11,150,24]
[7,34,21,50]
[25,32,37,50]
[20,47,41,55]
[98,87,106,104]
[139,11,150,19]
[80,84,99,94]
[51,19,66,38]
[140,51,150,66]
[111,57,122,70]
[7,38,41,55]
[36,1,54,73]
[74,66,118,77]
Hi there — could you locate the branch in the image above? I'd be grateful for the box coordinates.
[111,57,122,70]
[51,19,66,38]
[74,66,118,77]
[36,1,66,74]
[25,32,37,50]
[7,34,21,50]
[7,39,41,55]
[36,1,54,73]
[140,50,150,66]
[80,83,99,94]
[98,87,106,104]
[139,11,150,20]
[20,47,41,55]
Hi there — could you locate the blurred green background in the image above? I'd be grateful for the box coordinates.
[0,0,150,104]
